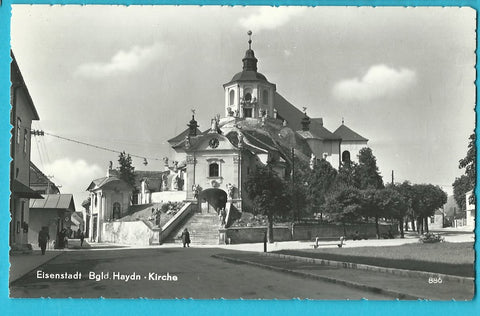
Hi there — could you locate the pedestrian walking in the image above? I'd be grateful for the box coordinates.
[79,230,85,247]
[181,228,191,248]
[38,227,50,255]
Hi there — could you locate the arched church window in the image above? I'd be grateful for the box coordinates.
[113,202,121,219]
[342,150,351,162]
[229,90,235,105]
[209,163,219,177]
[244,92,252,102]
[262,89,269,105]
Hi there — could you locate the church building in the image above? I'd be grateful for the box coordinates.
[168,31,368,215]
[85,31,369,243]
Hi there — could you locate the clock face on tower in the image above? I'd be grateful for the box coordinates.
[209,138,219,149]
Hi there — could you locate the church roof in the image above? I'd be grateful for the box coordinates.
[273,92,305,131]
[297,119,340,141]
[134,170,166,192]
[86,176,131,191]
[167,127,202,146]
[333,124,368,142]
[225,70,271,86]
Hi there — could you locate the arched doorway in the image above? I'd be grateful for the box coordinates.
[198,188,227,214]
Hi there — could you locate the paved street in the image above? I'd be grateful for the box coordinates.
[10,247,394,299]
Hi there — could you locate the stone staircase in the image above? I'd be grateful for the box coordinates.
[164,212,221,245]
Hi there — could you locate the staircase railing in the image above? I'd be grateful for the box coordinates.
[159,201,196,243]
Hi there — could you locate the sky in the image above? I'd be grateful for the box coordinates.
[10,5,476,206]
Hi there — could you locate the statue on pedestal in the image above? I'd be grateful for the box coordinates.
[226,183,235,199]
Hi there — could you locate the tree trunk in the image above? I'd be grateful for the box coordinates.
[411,217,416,232]
[399,218,404,238]
[267,216,274,243]
[375,216,380,239]
[418,217,424,234]
[404,217,409,232]
[424,217,429,233]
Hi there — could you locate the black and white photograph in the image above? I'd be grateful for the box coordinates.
[8,5,476,300]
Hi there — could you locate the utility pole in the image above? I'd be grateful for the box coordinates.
[391,170,394,185]
[291,148,296,221]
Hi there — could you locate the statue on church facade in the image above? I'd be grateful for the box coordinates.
[185,135,191,149]
[163,157,169,167]
[161,173,168,191]
[309,153,316,170]
[237,133,244,148]
[226,183,235,199]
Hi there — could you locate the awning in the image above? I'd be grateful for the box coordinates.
[11,180,44,199]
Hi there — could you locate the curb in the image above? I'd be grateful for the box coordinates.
[212,254,422,300]
[10,252,64,284]
[261,252,473,284]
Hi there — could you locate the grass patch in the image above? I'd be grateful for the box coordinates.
[275,242,475,277]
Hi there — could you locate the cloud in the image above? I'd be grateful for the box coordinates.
[43,158,103,195]
[332,64,417,102]
[239,7,306,31]
[74,42,167,78]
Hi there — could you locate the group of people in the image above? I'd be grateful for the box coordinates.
[37,227,86,255]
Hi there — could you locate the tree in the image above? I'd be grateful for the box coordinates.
[453,132,476,208]
[324,186,363,235]
[118,151,136,187]
[411,184,447,233]
[459,133,476,186]
[305,159,337,219]
[453,175,471,211]
[356,147,384,190]
[392,181,415,231]
[379,186,409,238]
[334,160,358,189]
[245,165,290,243]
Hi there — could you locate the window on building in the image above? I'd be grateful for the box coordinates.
[342,151,351,162]
[229,90,235,105]
[262,89,269,105]
[113,202,121,219]
[23,129,28,153]
[209,163,219,177]
[243,108,252,118]
[17,118,21,144]
[244,92,252,102]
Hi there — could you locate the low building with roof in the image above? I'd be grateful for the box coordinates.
[28,194,76,248]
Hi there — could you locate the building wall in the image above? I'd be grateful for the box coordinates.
[221,223,399,244]
[102,221,159,246]
[11,79,37,246]
[306,139,341,169]
[340,141,368,163]
[193,150,239,196]
[28,209,67,247]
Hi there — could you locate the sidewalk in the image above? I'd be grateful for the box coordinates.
[212,251,474,300]
[9,250,63,283]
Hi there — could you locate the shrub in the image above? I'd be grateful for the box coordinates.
[419,233,445,243]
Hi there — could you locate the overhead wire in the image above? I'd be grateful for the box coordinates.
[41,131,163,162]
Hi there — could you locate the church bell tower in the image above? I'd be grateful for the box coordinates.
[223,31,276,119]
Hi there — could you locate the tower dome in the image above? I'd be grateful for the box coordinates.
[223,31,276,119]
